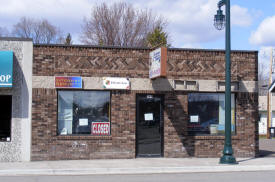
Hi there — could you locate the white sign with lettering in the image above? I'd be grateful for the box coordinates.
[149,48,161,79]
[0,74,12,86]
[103,77,130,90]
[149,47,167,79]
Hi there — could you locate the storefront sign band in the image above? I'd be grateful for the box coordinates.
[55,76,82,88]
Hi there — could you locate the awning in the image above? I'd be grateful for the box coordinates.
[0,51,13,88]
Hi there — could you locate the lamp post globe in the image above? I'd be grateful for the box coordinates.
[214,0,237,164]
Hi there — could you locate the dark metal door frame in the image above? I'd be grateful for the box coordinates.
[136,94,164,157]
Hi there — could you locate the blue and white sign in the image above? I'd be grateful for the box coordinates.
[149,48,161,79]
[149,47,167,79]
[0,51,13,87]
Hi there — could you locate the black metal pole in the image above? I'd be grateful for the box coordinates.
[219,0,237,164]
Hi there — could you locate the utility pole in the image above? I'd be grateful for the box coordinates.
[267,48,273,139]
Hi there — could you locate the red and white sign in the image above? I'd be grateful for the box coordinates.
[92,122,110,136]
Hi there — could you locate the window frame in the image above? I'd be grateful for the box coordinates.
[187,92,236,136]
[56,90,111,136]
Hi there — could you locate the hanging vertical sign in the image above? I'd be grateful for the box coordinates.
[0,51,13,87]
[149,47,167,79]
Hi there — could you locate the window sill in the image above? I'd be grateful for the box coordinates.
[187,135,240,140]
[57,135,112,140]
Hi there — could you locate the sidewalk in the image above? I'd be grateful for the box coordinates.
[0,157,275,176]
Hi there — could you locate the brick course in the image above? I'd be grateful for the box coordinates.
[31,45,259,160]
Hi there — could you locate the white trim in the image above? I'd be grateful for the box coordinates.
[33,76,258,93]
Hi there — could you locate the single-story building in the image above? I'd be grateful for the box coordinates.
[0,37,33,162]
[0,38,259,161]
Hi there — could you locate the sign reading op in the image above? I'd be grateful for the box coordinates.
[149,47,167,79]
[0,51,13,87]
[55,76,82,88]
[103,77,130,90]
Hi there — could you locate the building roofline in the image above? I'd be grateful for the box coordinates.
[0,37,33,41]
[34,43,258,53]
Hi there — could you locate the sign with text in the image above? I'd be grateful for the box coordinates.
[103,77,130,90]
[55,76,82,88]
[92,122,110,136]
[149,47,167,79]
[0,51,13,87]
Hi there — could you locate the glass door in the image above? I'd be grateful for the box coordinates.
[136,94,164,157]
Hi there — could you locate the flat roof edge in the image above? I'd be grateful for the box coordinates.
[34,43,150,50]
[0,37,33,42]
[34,43,258,53]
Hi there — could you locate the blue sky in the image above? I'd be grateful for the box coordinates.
[0,0,275,68]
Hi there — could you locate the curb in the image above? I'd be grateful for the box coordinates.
[1,165,275,176]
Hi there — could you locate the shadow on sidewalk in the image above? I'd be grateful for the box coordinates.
[236,149,275,163]
[237,158,257,163]
[259,150,275,157]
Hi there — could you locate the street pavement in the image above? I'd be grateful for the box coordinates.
[0,139,274,176]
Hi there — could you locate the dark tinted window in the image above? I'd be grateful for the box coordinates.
[0,95,12,141]
[188,93,235,135]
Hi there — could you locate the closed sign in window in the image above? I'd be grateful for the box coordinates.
[92,122,110,135]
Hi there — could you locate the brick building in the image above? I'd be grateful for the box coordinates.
[30,44,259,161]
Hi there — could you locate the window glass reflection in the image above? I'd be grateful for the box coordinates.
[188,93,235,135]
[58,91,110,135]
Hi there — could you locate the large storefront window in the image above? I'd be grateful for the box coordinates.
[58,91,110,135]
[188,93,235,135]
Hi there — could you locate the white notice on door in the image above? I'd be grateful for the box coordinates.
[144,113,154,121]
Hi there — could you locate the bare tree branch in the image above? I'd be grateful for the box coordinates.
[0,26,10,37]
[80,2,168,47]
[12,17,64,44]
[258,62,269,96]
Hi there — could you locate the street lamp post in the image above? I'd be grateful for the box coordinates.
[214,0,237,164]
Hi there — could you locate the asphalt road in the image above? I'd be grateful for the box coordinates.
[1,171,275,182]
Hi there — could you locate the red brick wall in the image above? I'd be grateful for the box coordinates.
[31,45,259,160]
[33,46,257,81]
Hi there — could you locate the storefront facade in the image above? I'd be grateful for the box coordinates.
[31,44,259,160]
[0,38,33,162]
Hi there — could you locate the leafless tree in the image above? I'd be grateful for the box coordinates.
[258,62,269,96]
[12,17,64,44]
[80,2,168,47]
[0,26,9,37]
